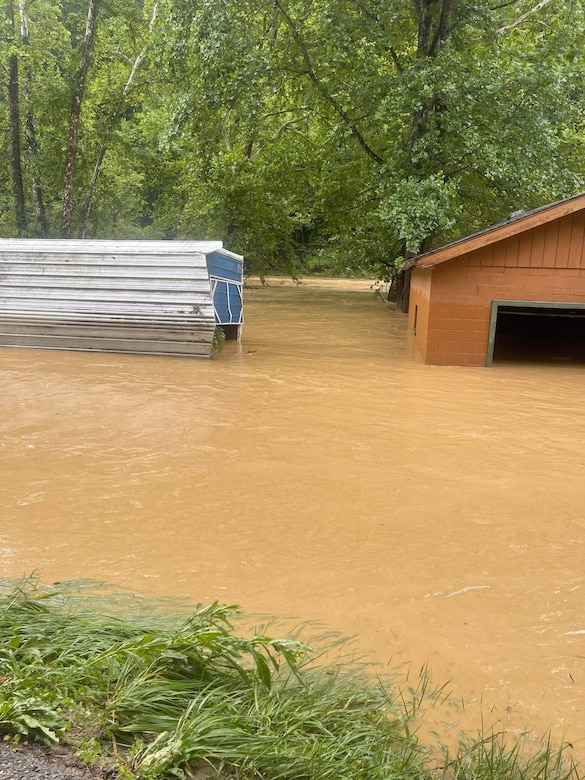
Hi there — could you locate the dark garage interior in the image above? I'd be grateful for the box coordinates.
[493,304,585,364]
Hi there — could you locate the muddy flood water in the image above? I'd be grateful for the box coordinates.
[1,278,584,759]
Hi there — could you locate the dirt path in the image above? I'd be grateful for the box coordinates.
[0,744,103,780]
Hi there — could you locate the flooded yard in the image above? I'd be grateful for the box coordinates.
[1,279,584,757]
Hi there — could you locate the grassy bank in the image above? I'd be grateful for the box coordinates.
[0,579,580,780]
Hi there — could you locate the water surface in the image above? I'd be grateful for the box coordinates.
[1,279,584,756]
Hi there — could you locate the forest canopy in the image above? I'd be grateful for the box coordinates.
[1,0,584,279]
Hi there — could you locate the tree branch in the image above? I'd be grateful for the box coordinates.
[489,1,520,9]
[248,113,312,160]
[498,0,556,32]
[123,0,158,95]
[271,113,312,142]
[352,0,404,74]
[274,0,385,166]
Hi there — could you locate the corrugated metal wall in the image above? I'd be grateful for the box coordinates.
[0,240,217,357]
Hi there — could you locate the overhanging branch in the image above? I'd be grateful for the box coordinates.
[498,0,556,32]
[274,0,385,166]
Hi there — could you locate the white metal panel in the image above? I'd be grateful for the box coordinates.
[0,240,217,358]
[0,239,224,255]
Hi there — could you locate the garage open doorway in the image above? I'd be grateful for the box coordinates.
[487,300,585,366]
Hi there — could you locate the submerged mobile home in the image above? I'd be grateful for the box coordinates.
[0,239,244,358]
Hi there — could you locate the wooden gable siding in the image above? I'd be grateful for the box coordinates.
[480,212,585,269]
[412,192,585,269]
[0,240,217,357]
[428,211,585,279]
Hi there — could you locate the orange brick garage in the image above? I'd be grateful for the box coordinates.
[407,193,585,367]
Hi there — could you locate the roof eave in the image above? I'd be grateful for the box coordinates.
[408,191,585,270]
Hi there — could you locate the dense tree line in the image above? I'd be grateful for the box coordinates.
[1,0,584,283]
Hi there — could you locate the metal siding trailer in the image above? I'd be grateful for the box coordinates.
[0,239,242,358]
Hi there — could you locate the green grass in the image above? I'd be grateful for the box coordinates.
[0,577,581,780]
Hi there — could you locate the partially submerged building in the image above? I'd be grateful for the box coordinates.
[407,192,585,366]
[0,239,244,358]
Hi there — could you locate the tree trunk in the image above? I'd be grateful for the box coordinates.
[61,0,100,239]
[6,0,27,236]
[80,145,106,239]
[409,0,454,168]
[399,0,455,313]
[80,1,158,237]
[397,267,412,312]
[19,0,47,237]
[412,0,454,57]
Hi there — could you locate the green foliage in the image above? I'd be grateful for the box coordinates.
[211,326,225,356]
[442,731,580,780]
[379,174,462,254]
[1,0,585,273]
[142,0,585,274]
[0,691,60,744]
[0,578,427,779]
[0,578,581,780]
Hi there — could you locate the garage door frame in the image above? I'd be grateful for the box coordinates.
[486,299,585,367]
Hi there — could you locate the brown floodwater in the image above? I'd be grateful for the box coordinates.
[1,279,584,758]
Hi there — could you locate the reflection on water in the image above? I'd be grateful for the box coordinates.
[1,278,584,757]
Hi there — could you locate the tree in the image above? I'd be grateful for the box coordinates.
[1,0,583,279]
[19,0,48,237]
[5,0,27,235]
[147,0,582,282]
[79,1,159,237]
[0,0,159,238]
[61,0,101,238]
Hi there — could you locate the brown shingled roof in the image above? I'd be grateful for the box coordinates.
[407,191,585,269]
